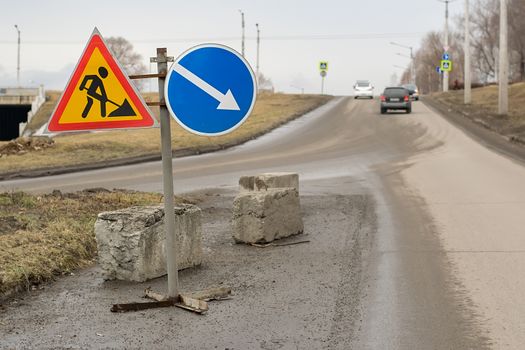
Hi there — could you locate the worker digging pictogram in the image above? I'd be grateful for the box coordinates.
[79,66,136,118]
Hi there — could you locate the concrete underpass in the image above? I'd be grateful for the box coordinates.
[0,104,30,140]
[0,86,46,141]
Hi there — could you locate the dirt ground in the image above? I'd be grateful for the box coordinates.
[0,187,376,349]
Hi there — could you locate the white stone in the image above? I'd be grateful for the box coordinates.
[232,188,303,243]
[95,205,202,282]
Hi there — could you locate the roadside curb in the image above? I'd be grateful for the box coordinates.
[0,98,333,181]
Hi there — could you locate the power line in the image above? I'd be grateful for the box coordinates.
[0,32,424,45]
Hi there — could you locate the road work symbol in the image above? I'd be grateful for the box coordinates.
[79,66,136,118]
[165,44,256,136]
[46,28,158,133]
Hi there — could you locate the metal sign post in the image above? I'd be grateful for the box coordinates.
[319,62,328,95]
[152,48,179,299]
[320,70,327,95]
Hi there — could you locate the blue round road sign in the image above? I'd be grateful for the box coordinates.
[165,44,257,136]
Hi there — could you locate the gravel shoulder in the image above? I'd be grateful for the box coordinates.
[0,187,376,349]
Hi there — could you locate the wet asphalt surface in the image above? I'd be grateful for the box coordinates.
[0,98,491,349]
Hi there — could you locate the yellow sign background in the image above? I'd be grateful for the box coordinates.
[59,47,142,124]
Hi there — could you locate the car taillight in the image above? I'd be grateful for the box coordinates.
[380,95,386,102]
[404,95,409,102]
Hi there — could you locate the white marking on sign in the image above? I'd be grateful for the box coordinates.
[173,63,240,111]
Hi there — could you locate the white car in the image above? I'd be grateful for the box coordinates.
[354,80,374,99]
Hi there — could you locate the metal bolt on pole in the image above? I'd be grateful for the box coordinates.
[498,0,509,115]
[154,47,179,299]
[464,0,472,104]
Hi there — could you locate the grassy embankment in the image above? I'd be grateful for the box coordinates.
[430,82,525,142]
[0,189,195,298]
[0,93,332,175]
[0,92,331,298]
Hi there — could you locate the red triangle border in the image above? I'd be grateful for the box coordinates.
[48,31,156,132]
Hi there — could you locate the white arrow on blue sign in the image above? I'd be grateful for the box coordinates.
[165,44,257,136]
[443,53,450,60]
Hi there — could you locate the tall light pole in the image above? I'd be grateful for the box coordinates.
[256,23,260,85]
[498,0,508,115]
[464,0,471,104]
[239,10,245,57]
[14,24,20,87]
[438,0,456,92]
[390,42,415,85]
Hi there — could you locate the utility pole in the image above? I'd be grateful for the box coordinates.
[498,0,508,115]
[439,0,455,92]
[14,24,20,87]
[239,10,245,57]
[256,23,260,88]
[464,0,471,104]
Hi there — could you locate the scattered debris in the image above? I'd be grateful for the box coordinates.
[110,300,179,313]
[0,137,54,157]
[185,287,232,302]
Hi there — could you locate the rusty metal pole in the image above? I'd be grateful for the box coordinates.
[153,48,179,299]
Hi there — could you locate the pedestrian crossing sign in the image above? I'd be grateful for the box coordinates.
[440,59,452,72]
[319,61,328,72]
[46,28,158,133]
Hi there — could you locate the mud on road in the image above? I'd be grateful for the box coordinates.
[0,187,376,349]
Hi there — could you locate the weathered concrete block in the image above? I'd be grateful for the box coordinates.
[232,188,303,243]
[95,205,202,282]
[239,172,299,193]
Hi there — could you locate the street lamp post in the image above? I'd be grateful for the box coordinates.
[390,42,415,85]
[239,10,245,57]
[14,24,20,87]
[438,0,456,92]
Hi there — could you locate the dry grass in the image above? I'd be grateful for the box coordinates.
[0,189,194,298]
[0,93,331,175]
[431,83,525,138]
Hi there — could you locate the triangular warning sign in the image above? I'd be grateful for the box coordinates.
[46,28,158,132]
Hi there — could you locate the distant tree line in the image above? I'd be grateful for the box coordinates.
[401,0,525,93]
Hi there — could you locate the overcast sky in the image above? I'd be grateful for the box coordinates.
[0,0,464,95]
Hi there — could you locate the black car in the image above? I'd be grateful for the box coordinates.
[380,87,412,114]
[401,84,420,100]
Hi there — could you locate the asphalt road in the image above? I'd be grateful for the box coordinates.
[2,97,524,348]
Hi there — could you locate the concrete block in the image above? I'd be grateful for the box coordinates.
[95,204,202,282]
[239,172,299,192]
[232,188,303,243]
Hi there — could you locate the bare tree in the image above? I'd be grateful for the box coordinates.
[257,72,274,92]
[508,0,525,81]
[470,0,499,82]
[106,37,147,90]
